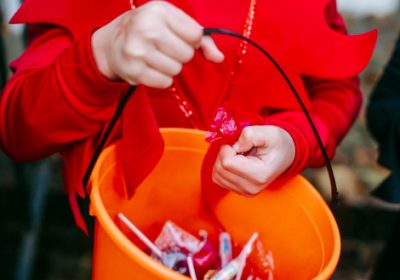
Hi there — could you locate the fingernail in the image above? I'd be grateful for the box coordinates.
[232,143,239,152]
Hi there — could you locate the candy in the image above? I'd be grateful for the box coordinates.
[219,232,233,268]
[154,221,203,254]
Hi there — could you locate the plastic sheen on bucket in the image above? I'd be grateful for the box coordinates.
[90,128,340,280]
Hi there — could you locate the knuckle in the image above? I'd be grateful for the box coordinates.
[133,70,145,84]
[242,127,253,140]
[244,187,260,197]
[185,30,202,46]
[192,28,203,41]
[135,71,146,84]
[146,2,160,12]
[147,1,167,14]
[122,44,146,60]
[211,173,219,185]
[142,29,159,42]
[253,174,268,186]
[128,63,147,83]
[239,182,263,196]
[220,158,232,170]
[213,163,222,174]
[124,74,138,85]
[143,71,173,89]
[171,63,183,76]
[121,45,133,58]
[180,48,195,63]
[158,77,173,88]
[131,18,160,41]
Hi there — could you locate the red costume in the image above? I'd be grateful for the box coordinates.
[0,0,376,232]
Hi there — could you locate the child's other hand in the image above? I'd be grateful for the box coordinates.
[91,1,224,88]
[212,125,295,196]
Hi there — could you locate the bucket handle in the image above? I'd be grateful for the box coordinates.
[82,86,136,189]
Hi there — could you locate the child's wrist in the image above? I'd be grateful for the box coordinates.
[91,28,118,81]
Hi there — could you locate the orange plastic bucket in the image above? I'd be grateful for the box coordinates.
[90,128,340,280]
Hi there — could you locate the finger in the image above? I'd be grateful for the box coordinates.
[164,5,203,46]
[115,58,146,84]
[216,145,266,186]
[214,157,256,194]
[134,67,173,88]
[145,49,183,76]
[232,126,267,154]
[215,144,239,172]
[214,150,239,185]
[155,27,196,63]
[214,164,263,196]
[221,153,275,186]
[200,36,224,63]
[214,145,245,186]
[216,145,275,191]
[218,144,237,159]
[212,169,243,194]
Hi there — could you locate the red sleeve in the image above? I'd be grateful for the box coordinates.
[0,25,130,161]
[264,0,362,175]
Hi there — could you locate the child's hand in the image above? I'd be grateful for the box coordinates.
[212,125,296,196]
[91,1,224,88]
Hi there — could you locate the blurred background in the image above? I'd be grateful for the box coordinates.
[0,0,400,279]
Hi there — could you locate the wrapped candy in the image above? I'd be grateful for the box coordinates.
[152,221,218,277]
[205,106,264,145]
[119,214,273,280]
[154,221,203,254]
[243,240,275,279]
[161,251,188,274]
[192,238,218,274]
[211,233,258,280]
[205,107,239,143]
[219,232,233,268]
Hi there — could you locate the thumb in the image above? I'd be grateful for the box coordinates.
[200,36,224,63]
[232,127,262,154]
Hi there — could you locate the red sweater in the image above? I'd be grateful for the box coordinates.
[0,0,376,231]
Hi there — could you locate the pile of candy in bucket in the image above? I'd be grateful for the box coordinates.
[118,213,274,280]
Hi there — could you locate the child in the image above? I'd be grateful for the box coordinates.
[0,0,375,231]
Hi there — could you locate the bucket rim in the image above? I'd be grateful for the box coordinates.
[90,127,341,280]
[294,176,341,280]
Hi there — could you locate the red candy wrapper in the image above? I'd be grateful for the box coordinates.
[154,221,203,254]
[205,107,240,144]
[192,238,218,274]
[205,106,263,145]
[152,221,218,278]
